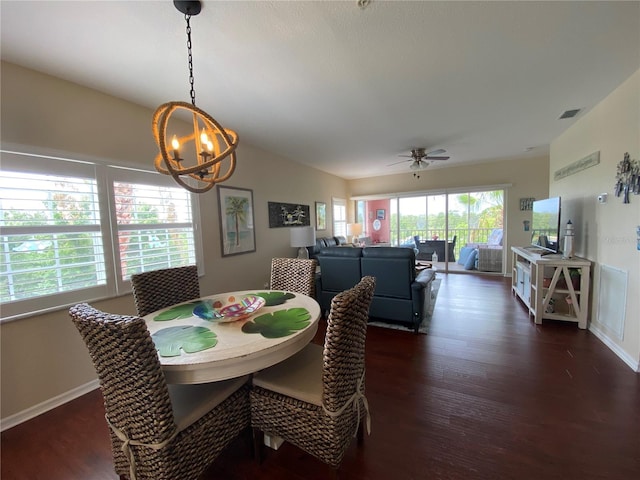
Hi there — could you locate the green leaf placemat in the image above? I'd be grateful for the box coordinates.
[153,301,203,321]
[151,326,217,357]
[251,291,295,306]
[241,308,310,338]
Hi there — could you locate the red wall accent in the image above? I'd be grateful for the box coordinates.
[366,199,391,243]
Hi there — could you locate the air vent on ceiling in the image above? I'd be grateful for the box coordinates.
[559,109,581,119]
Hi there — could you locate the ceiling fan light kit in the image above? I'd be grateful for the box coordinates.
[390,147,450,175]
[152,0,239,194]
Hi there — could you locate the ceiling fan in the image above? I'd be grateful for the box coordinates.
[388,148,450,172]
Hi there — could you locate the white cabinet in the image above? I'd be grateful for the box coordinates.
[511,247,591,329]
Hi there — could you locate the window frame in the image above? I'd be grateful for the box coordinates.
[332,197,346,238]
[0,150,203,322]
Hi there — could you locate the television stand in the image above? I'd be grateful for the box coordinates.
[511,246,591,329]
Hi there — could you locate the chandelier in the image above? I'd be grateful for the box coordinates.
[152,0,238,194]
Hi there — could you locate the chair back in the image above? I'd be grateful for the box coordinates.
[270,258,318,297]
[69,304,175,460]
[322,276,376,413]
[131,265,200,316]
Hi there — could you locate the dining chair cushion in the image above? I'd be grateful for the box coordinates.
[252,343,323,406]
[168,375,250,432]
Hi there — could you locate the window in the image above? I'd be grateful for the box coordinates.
[108,167,198,293]
[0,151,201,320]
[356,200,366,235]
[332,197,346,237]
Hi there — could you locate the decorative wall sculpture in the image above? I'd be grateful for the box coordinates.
[614,152,639,204]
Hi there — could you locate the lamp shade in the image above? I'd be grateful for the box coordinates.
[346,223,363,237]
[290,226,316,259]
[290,226,316,248]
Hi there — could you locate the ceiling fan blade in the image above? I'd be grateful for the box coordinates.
[425,156,450,161]
[387,159,411,166]
[426,148,446,156]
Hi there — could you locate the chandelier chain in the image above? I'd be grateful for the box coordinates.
[185,14,196,106]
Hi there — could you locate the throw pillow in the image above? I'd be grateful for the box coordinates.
[458,246,474,266]
[463,249,478,270]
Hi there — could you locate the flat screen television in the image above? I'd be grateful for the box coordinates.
[530,196,561,253]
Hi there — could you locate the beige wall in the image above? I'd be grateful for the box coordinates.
[347,156,551,273]
[0,62,348,420]
[550,68,640,370]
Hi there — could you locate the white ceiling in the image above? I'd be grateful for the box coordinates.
[1,1,639,180]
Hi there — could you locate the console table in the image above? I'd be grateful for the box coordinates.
[511,246,591,329]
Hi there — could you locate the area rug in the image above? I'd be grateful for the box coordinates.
[368,278,441,334]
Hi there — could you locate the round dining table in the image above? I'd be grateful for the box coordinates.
[143,290,321,384]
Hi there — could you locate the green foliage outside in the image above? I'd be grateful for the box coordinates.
[1,180,193,302]
[1,189,104,302]
[389,190,504,258]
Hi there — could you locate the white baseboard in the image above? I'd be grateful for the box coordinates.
[1,380,100,432]
[589,324,640,372]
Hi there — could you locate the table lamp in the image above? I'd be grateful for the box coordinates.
[346,223,363,244]
[290,226,316,259]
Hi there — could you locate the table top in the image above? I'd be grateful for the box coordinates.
[143,290,321,384]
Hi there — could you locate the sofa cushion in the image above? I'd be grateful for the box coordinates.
[487,228,503,246]
[362,247,416,299]
[333,236,348,245]
[458,246,474,265]
[323,237,338,247]
[458,246,478,270]
[319,246,362,258]
[317,247,363,292]
[362,246,414,260]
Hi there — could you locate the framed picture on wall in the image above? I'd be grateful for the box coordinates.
[268,202,310,228]
[315,201,326,230]
[376,209,385,220]
[217,186,256,257]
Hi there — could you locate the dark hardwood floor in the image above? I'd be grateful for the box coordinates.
[2,274,639,479]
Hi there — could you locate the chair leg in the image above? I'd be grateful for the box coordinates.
[252,427,264,464]
[329,465,340,480]
[357,421,365,445]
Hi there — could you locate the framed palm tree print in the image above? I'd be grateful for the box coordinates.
[217,186,256,256]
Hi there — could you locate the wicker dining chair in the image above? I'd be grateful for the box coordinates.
[250,276,376,477]
[269,257,318,297]
[69,303,250,480]
[131,265,200,317]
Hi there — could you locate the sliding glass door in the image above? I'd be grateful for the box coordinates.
[363,188,504,273]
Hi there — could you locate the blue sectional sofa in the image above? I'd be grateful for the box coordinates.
[316,246,436,333]
[306,236,348,260]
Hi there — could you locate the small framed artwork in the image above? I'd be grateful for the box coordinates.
[217,186,256,257]
[315,201,326,230]
[520,197,535,211]
[376,209,385,220]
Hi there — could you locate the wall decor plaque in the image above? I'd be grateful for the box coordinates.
[554,151,600,181]
[268,202,310,228]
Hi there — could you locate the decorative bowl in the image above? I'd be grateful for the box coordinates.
[216,295,266,322]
